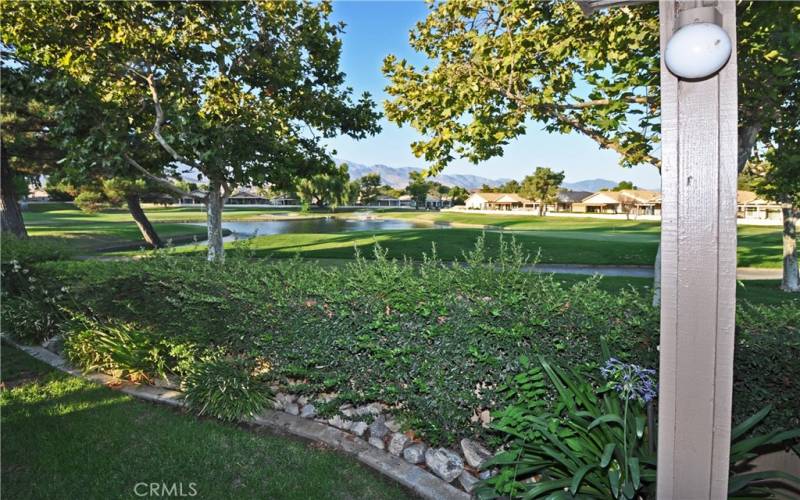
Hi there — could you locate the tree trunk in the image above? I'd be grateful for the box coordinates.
[538,203,544,216]
[126,193,162,249]
[206,179,225,263]
[781,204,799,292]
[652,242,662,307]
[0,142,28,238]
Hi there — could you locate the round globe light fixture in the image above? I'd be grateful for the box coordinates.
[665,8,732,80]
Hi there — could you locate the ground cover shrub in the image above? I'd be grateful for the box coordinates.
[182,356,274,421]
[1,233,75,265]
[4,237,798,449]
[63,315,181,383]
[477,355,800,499]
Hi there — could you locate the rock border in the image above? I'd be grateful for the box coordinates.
[3,337,470,500]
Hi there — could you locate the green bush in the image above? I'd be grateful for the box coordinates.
[182,356,273,421]
[0,258,71,343]
[477,356,657,499]
[63,316,175,383]
[12,237,800,447]
[478,356,800,499]
[1,233,74,265]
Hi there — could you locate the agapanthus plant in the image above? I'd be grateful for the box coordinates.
[600,358,657,404]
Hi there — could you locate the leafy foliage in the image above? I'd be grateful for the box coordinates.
[4,238,798,446]
[479,357,800,499]
[182,357,273,422]
[477,356,656,499]
[0,233,74,265]
[63,316,172,383]
[383,1,798,174]
[520,168,566,215]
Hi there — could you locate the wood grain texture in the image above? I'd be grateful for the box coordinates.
[657,1,737,498]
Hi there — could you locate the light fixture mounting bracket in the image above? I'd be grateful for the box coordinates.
[675,6,722,31]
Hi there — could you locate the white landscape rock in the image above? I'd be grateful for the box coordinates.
[300,404,317,419]
[478,469,494,480]
[425,448,464,483]
[388,433,410,456]
[356,403,387,415]
[458,471,479,492]
[350,421,368,437]
[368,436,385,450]
[284,403,300,416]
[385,419,401,433]
[327,415,352,431]
[403,443,427,464]
[368,418,390,440]
[460,438,492,468]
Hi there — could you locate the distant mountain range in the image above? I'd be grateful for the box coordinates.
[560,178,619,192]
[340,160,626,192]
[339,160,512,190]
[177,159,643,193]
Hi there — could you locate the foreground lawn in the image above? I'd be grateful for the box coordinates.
[0,344,412,500]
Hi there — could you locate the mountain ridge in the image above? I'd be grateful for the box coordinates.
[339,160,628,192]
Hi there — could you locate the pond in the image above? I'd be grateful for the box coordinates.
[208,216,449,238]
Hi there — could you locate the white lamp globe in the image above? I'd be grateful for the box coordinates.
[665,22,732,79]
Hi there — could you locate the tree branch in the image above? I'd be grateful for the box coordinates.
[145,74,202,170]
[124,154,205,201]
[554,111,661,169]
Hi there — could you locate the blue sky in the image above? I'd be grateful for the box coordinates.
[326,1,662,189]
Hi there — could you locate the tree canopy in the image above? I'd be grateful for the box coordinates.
[3,0,381,260]
[520,167,565,216]
[383,1,798,175]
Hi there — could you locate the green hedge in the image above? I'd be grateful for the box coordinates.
[2,239,798,447]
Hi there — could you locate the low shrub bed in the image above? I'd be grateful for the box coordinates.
[2,238,798,449]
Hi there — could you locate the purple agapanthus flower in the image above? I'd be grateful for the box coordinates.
[601,358,657,404]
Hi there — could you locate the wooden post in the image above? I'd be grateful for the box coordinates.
[657,1,738,498]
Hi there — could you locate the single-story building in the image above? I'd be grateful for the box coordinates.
[397,195,416,208]
[25,186,50,201]
[573,189,662,215]
[227,190,270,205]
[464,192,534,211]
[553,190,593,212]
[737,190,782,221]
[366,195,401,207]
[179,190,209,205]
[270,194,299,206]
[424,194,454,209]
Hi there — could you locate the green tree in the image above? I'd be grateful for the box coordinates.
[745,138,800,292]
[407,171,432,209]
[358,173,382,205]
[0,56,62,238]
[520,168,565,216]
[383,1,799,292]
[449,186,471,205]
[296,164,355,211]
[612,181,638,191]
[4,1,380,262]
[500,179,521,193]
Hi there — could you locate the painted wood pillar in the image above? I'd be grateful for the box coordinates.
[657,1,738,498]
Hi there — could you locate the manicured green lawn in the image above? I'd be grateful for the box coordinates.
[23,206,207,252]
[550,275,798,306]
[180,228,660,265]
[23,204,784,268]
[177,224,781,269]
[0,344,413,500]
